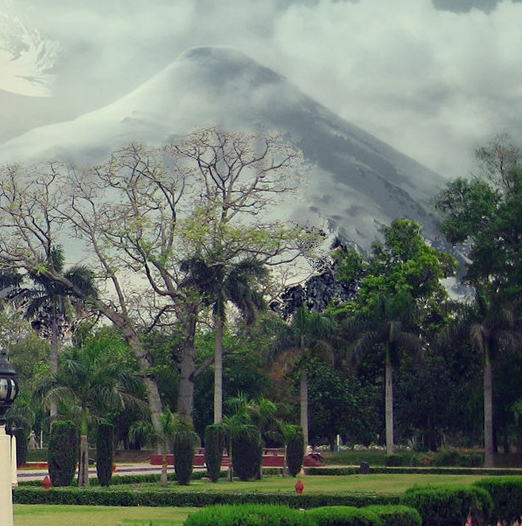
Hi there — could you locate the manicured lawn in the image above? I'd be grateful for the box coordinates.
[101,473,487,494]
[14,504,195,526]
[13,473,489,525]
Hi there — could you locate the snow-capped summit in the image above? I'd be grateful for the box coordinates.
[0,46,445,247]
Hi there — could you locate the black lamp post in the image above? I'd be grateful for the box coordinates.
[0,349,18,425]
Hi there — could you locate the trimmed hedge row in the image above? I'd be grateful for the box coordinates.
[13,488,398,508]
[184,504,421,526]
[307,466,522,476]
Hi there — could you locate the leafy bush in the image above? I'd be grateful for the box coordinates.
[474,476,522,525]
[183,504,315,526]
[384,454,404,467]
[231,425,262,481]
[306,505,383,525]
[96,423,114,487]
[204,424,226,483]
[365,504,422,526]
[286,426,304,477]
[400,485,493,526]
[48,420,78,487]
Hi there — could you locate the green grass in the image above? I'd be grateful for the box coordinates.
[100,473,486,494]
[14,504,195,526]
[13,472,491,525]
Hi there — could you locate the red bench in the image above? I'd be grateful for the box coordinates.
[150,447,322,468]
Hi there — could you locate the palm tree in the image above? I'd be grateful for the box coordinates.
[14,246,97,416]
[444,291,518,467]
[222,393,276,481]
[35,343,144,486]
[181,256,266,424]
[349,293,422,454]
[274,306,339,449]
[157,407,177,487]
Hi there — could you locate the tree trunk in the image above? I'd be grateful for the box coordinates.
[385,353,394,455]
[50,305,59,418]
[159,442,168,487]
[484,347,494,467]
[177,307,197,420]
[214,314,224,424]
[300,369,309,449]
[78,434,89,487]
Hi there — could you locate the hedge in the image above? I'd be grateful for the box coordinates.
[13,488,398,508]
[184,504,315,526]
[365,504,422,526]
[400,485,493,526]
[474,476,522,525]
[306,505,383,526]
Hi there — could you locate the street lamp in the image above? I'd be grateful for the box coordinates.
[0,349,18,526]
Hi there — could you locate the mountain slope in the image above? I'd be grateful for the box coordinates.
[0,46,446,247]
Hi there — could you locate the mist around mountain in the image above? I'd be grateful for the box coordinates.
[0,46,447,249]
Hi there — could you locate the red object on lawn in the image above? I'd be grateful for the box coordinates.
[42,475,51,490]
[295,479,304,494]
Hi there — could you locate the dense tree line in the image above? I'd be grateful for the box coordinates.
[1,130,522,470]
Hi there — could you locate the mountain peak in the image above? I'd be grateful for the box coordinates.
[0,46,445,248]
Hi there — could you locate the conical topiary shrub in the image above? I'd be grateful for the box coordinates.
[204,423,226,482]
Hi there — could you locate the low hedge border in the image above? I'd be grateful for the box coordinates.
[306,466,522,476]
[13,487,399,508]
[474,476,522,524]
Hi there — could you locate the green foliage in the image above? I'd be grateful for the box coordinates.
[286,425,304,477]
[384,454,404,467]
[474,476,522,525]
[48,420,78,487]
[96,423,114,487]
[231,425,263,481]
[400,485,493,526]
[183,504,315,526]
[306,505,383,526]
[204,424,226,482]
[365,505,422,526]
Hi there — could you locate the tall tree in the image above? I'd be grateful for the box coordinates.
[14,246,96,416]
[434,136,522,302]
[334,218,456,453]
[274,306,338,448]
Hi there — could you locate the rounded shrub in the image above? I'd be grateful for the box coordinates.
[400,485,493,526]
[48,420,78,487]
[231,425,262,481]
[96,422,114,487]
[184,504,315,526]
[286,426,304,477]
[204,424,226,482]
[366,504,422,526]
[306,505,383,526]
[475,477,522,525]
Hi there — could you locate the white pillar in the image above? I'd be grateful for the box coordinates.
[11,434,17,487]
[0,425,14,526]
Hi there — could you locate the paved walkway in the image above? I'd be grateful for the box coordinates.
[16,463,168,482]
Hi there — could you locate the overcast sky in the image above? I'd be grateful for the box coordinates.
[1,0,521,178]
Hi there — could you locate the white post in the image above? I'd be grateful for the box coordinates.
[0,425,14,526]
[11,433,17,487]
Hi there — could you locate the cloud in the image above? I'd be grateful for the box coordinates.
[2,0,522,178]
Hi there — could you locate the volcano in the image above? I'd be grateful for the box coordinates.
[0,46,446,247]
